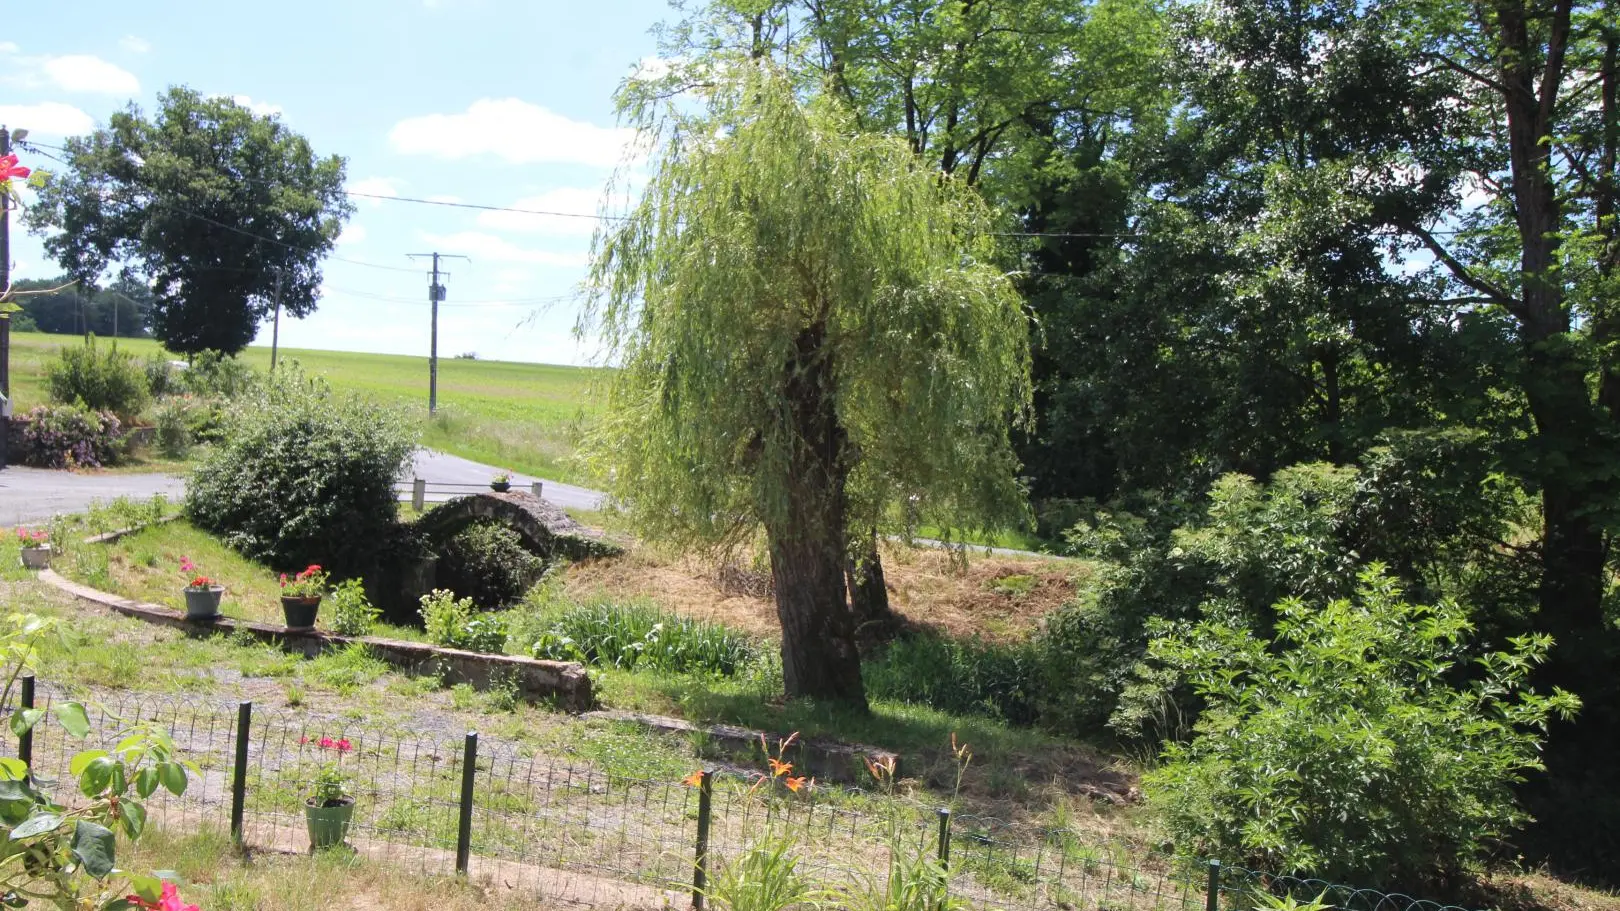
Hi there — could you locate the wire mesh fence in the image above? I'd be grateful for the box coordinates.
[5,679,1481,911]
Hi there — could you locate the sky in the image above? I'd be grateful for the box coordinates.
[1,0,674,366]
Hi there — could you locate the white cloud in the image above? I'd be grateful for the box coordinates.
[476,187,604,236]
[0,102,94,137]
[418,231,590,267]
[336,224,368,246]
[347,177,403,207]
[389,99,633,167]
[120,36,151,54]
[40,55,139,95]
[632,55,678,81]
[229,95,282,117]
[0,43,18,55]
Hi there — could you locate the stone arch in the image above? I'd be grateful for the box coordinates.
[412,491,620,562]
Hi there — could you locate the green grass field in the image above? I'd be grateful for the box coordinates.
[8,332,604,484]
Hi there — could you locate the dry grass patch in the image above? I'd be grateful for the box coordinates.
[560,542,1086,642]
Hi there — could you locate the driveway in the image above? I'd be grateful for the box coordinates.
[0,467,187,527]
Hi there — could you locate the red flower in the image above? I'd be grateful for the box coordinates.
[336,738,352,752]
[319,737,335,749]
[0,154,29,183]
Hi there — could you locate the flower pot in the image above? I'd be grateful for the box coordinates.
[281,595,322,630]
[183,585,225,620]
[19,545,51,570]
[490,480,511,492]
[304,797,354,849]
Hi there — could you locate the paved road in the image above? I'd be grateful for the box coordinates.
[0,466,186,527]
[399,450,606,511]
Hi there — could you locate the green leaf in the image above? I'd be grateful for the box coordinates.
[157,762,186,797]
[119,801,146,841]
[102,899,137,911]
[71,820,116,878]
[0,759,25,781]
[54,703,90,738]
[10,811,61,839]
[7,710,42,739]
[128,874,162,904]
[79,756,115,798]
[134,767,159,800]
[69,750,110,777]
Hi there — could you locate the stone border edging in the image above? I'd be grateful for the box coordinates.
[83,513,183,546]
[38,569,595,712]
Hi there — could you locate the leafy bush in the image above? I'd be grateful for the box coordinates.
[421,589,508,653]
[151,397,192,459]
[516,591,760,676]
[1142,566,1580,889]
[184,365,417,573]
[863,633,1039,724]
[434,520,547,608]
[16,404,123,469]
[327,578,381,637]
[143,353,177,398]
[44,337,150,420]
[179,350,257,398]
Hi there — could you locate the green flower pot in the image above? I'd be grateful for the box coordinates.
[183,585,224,620]
[304,797,354,849]
[281,595,321,630]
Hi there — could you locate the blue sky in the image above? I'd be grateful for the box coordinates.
[2,0,673,365]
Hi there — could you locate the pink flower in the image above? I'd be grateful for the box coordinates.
[336,738,352,752]
[299,735,311,745]
[126,883,198,911]
[319,737,335,749]
[0,154,29,183]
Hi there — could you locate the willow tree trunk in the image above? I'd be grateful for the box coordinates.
[847,531,901,645]
[766,324,868,708]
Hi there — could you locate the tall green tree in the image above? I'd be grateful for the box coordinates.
[586,65,1031,705]
[26,88,350,355]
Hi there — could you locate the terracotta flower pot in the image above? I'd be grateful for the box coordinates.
[305,796,354,849]
[19,545,51,570]
[281,595,322,630]
[183,585,224,620]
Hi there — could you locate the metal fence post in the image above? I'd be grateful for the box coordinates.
[231,701,251,847]
[936,807,952,866]
[412,478,426,511]
[17,674,34,768]
[1206,859,1221,911]
[455,732,478,875]
[530,480,543,499]
[692,769,715,910]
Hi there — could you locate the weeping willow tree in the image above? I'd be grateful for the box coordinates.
[583,65,1031,707]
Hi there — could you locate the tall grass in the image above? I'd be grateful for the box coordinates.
[510,590,761,677]
[862,632,1041,726]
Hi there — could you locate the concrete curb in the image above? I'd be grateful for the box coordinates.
[37,569,595,711]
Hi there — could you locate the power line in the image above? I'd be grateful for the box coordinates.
[346,191,625,223]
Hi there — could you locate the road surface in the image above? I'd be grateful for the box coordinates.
[399,450,606,511]
[0,467,186,527]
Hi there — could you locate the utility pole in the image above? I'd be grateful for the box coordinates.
[269,268,284,370]
[407,252,467,414]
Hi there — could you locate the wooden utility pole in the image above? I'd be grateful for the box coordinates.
[407,252,467,414]
[269,268,284,370]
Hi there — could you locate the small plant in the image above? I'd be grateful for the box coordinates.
[420,589,507,653]
[300,735,354,806]
[151,397,193,459]
[179,556,215,590]
[44,336,150,421]
[17,403,123,469]
[326,578,380,637]
[15,528,47,547]
[279,563,329,599]
[702,832,826,911]
[491,470,511,485]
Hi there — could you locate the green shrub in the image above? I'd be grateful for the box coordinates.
[421,589,508,653]
[143,353,177,398]
[1142,566,1579,889]
[180,350,258,398]
[863,633,1038,724]
[152,397,192,459]
[44,337,150,421]
[16,404,123,469]
[517,593,760,676]
[184,365,417,573]
[327,578,380,637]
[435,520,547,608]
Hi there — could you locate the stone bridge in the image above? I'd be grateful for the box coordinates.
[412,491,621,561]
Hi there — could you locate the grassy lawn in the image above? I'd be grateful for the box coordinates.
[8,332,603,485]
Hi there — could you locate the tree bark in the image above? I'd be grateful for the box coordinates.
[767,322,868,708]
[846,531,901,645]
